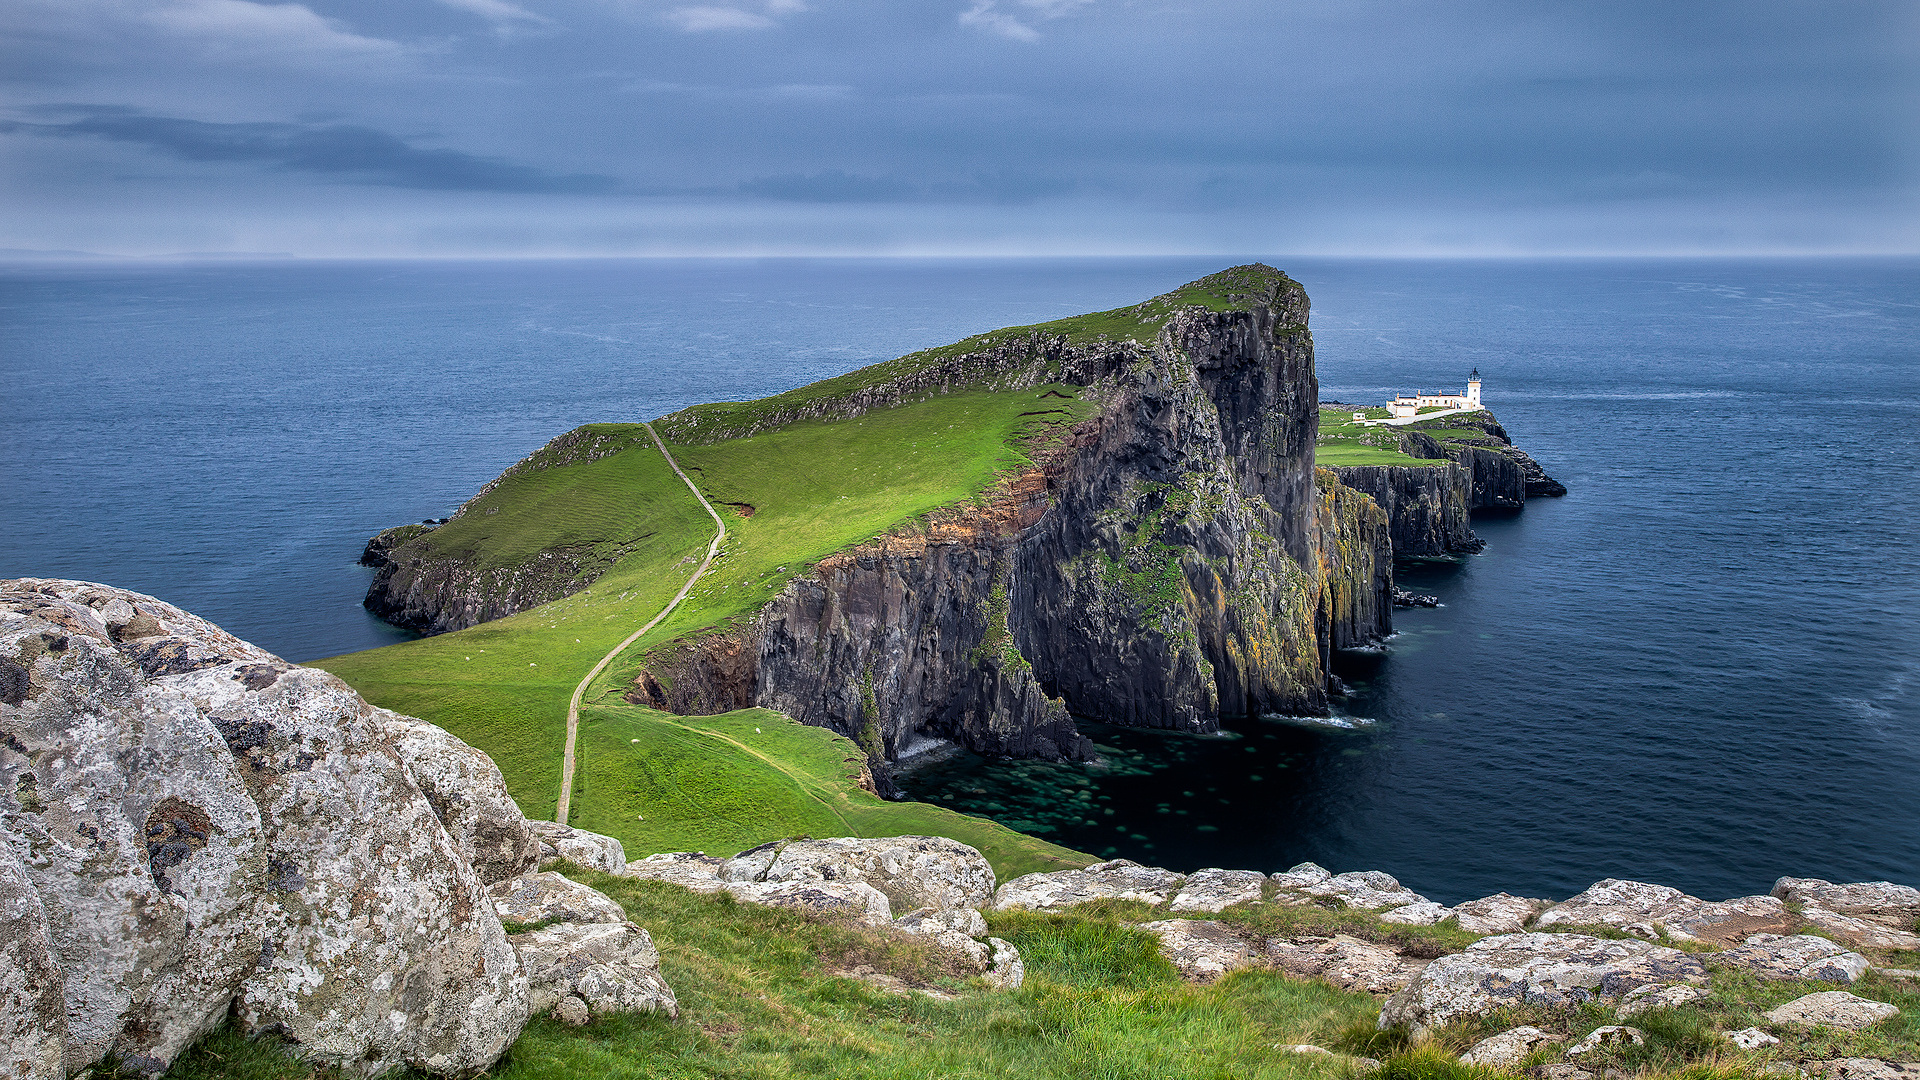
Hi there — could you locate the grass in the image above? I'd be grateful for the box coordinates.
[1315,409,1443,469]
[315,385,1101,878]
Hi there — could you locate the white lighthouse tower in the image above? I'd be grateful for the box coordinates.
[1466,369,1482,408]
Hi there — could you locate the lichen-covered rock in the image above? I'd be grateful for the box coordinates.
[1300,870,1427,911]
[379,710,538,885]
[1719,934,1870,983]
[1799,905,1920,952]
[725,879,893,924]
[1730,1027,1781,1050]
[895,906,989,940]
[1816,1060,1920,1080]
[526,821,626,875]
[510,921,677,1021]
[0,580,530,1078]
[1567,1025,1645,1057]
[1773,878,1920,924]
[987,937,1025,990]
[489,872,628,927]
[1379,933,1709,1032]
[992,859,1186,910]
[1169,868,1266,913]
[724,836,995,913]
[1461,1026,1558,1067]
[1453,893,1547,935]
[1616,983,1710,1017]
[1663,895,1798,944]
[1270,862,1332,890]
[1267,934,1427,994]
[1381,902,1452,926]
[1764,991,1901,1030]
[1536,879,1701,934]
[1142,919,1260,980]
[0,842,64,1080]
[624,852,726,893]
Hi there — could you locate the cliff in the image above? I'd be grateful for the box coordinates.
[362,267,1391,765]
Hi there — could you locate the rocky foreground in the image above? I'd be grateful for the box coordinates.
[5,578,1914,1080]
[0,581,1020,1079]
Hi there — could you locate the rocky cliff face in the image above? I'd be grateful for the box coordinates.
[1324,462,1481,558]
[647,267,1391,765]
[1,579,541,1079]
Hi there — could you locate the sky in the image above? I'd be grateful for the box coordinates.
[2,0,1916,257]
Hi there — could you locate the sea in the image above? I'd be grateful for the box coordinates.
[4,256,1916,904]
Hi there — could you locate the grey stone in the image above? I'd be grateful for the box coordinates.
[511,921,676,1021]
[1270,862,1333,889]
[1566,1025,1645,1057]
[1141,919,1260,980]
[1772,878,1920,925]
[1267,934,1427,994]
[551,996,591,1026]
[987,937,1025,990]
[1453,893,1548,935]
[1664,895,1800,944]
[1169,868,1266,913]
[1719,934,1870,983]
[0,580,529,1078]
[1300,870,1427,911]
[1799,905,1920,953]
[526,821,627,875]
[1280,1044,1336,1056]
[1460,1026,1557,1067]
[623,852,726,893]
[725,879,893,924]
[726,836,995,913]
[0,842,64,1080]
[1729,1027,1780,1050]
[378,710,539,885]
[1537,879,1701,933]
[489,872,628,927]
[1617,982,1710,1017]
[1763,991,1900,1031]
[895,906,989,940]
[1539,1064,1594,1080]
[992,859,1186,910]
[1379,932,1709,1032]
[1380,902,1452,926]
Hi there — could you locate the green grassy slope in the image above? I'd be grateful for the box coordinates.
[316,387,1096,876]
[318,268,1302,873]
[1314,409,1447,467]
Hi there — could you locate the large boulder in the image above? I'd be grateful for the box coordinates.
[1763,991,1901,1031]
[1142,919,1261,980]
[1169,869,1267,914]
[1,580,531,1077]
[1535,879,1795,943]
[511,921,676,1023]
[526,821,627,875]
[378,710,539,885]
[1267,935,1427,994]
[1718,934,1870,983]
[723,836,995,913]
[1774,878,1920,950]
[725,880,894,924]
[490,872,629,927]
[1298,871,1428,911]
[992,859,1186,910]
[1452,893,1548,935]
[625,852,727,893]
[0,843,65,1080]
[1379,932,1709,1032]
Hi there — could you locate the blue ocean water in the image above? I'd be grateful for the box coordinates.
[4,256,1916,903]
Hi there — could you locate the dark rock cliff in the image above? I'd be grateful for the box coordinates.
[1324,462,1480,557]
[648,267,1391,763]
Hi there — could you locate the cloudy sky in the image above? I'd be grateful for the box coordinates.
[3,0,1915,256]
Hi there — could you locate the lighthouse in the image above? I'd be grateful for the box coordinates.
[1466,369,1482,408]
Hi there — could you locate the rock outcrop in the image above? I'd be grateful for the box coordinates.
[364,267,1394,763]
[1,579,536,1078]
[1379,933,1709,1032]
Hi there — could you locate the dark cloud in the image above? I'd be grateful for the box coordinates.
[1,107,618,194]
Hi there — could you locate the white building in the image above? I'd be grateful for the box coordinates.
[1387,370,1482,418]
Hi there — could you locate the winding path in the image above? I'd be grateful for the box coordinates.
[555,422,727,825]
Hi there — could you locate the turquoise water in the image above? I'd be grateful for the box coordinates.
[5,256,1916,902]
